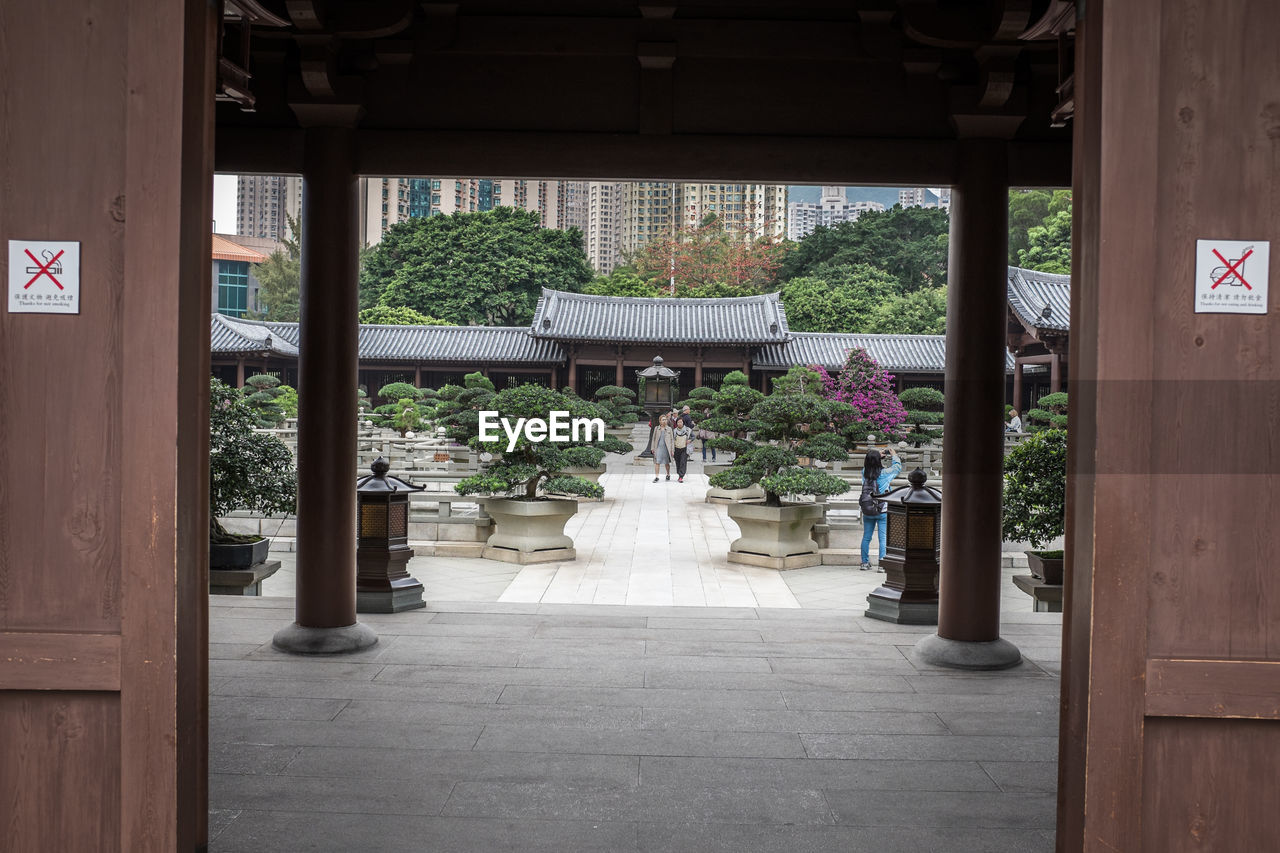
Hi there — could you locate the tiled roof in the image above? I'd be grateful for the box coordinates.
[210,314,299,356]
[211,315,563,364]
[211,234,268,264]
[1007,266,1071,332]
[753,332,1018,373]
[530,288,790,345]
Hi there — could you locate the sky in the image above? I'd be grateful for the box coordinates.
[213,174,237,234]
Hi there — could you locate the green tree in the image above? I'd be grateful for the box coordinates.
[1018,209,1072,274]
[360,207,593,324]
[241,374,287,427]
[629,215,786,295]
[584,268,664,298]
[209,379,297,543]
[1001,429,1067,551]
[1008,189,1071,264]
[248,213,301,321]
[358,305,453,325]
[778,266,899,333]
[779,206,949,293]
[865,286,948,335]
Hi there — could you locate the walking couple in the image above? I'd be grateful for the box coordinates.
[650,409,695,483]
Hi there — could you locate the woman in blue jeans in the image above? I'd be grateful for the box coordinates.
[860,446,902,571]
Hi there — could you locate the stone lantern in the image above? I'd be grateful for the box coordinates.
[355,456,426,613]
[865,468,942,625]
[635,355,680,459]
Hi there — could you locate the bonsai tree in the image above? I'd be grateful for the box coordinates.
[275,384,298,420]
[821,348,908,442]
[701,370,765,460]
[769,364,825,396]
[453,384,632,500]
[241,373,287,427]
[1001,428,1067,555]
[377,381,422,405]
[592,385,641,427]
[1026,391,1068,432]
[897,386,945,447]
[708,393,851,506]
[434,372,498,442]
[210,378,297,544]
[392,399,421,436]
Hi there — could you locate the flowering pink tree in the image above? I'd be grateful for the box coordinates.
[819,349,907,439]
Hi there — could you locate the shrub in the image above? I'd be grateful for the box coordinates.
[453,384,632,500]
[821,348,907,442]
[708,392,851,506]
[241,374,287,427]
[1001,428,1067,550]
[897,386,945,447]
[1027,392,1068,431]
[210,379,297,543]
[593,385,642,427]
[377,382,422,404]
[392,398,421,436]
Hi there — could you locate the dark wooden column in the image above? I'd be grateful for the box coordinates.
[1011,357,1024,412]
[1049,350,1062,393]
[916,138,1020,670]
[615,352,624,386]
[273,125,376,654]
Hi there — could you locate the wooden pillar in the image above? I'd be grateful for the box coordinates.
[0,2,215,849]
[915,138,1020,670]
[273,124,375,655]
[567,350,577,394]
[236,355,246,387]
[1049,351,1062,393]
[414,363,422,387]
[694,349,704,387]
[1012,357,1024,411]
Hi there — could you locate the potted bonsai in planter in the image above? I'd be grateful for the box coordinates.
[1001,427,1067,584]
[897,386,944,447]
[209,378,298,574]
[708,392,851,569]
[701,371,765,500]
[453,384,630,563]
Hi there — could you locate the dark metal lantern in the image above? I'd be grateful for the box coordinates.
[355,456,426,613]
[866,468,943,625]
[636,355,681,459]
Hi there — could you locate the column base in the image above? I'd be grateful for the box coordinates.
[357,583,426,614]
[913,633,1021,671]
[272,621,378,655]
[865,588,939,625]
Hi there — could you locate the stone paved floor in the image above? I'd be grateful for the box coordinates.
[216,444,1062,851]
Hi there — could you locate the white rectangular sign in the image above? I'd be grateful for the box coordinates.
[1195,239,1269,314]
[8,240,81,314]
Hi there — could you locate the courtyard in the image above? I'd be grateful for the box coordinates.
[209,448,1062,852]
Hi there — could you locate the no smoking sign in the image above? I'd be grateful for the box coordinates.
[1195,239,1269,315]
[8,240,81,314]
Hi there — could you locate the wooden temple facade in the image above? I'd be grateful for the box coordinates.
[4,1,1278,851]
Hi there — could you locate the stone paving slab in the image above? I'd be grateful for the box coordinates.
[211,596,1061,852]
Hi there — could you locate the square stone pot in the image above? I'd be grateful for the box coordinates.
[209,537,270,569]
[1026,551,1064,585]
[724,501,824,570]
[483,497,578,563]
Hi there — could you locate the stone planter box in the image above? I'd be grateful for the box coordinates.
[560,464,606,484]
[482,497,578,564]
[1026,551,1064,585]
[210,537,270,569]
[724,501,824,570]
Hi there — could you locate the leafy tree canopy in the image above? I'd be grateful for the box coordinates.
[1018,209,1072,274]
[778,206,949,293]
[360,207,593,325]
[1008,189,1071,263]
[778,266,899,333]
[865,286,948,335]
[359,304,453,326]
[584,268,664,298]
[629,215,786,296]
[209,378,297,541]
[248,213,301,322]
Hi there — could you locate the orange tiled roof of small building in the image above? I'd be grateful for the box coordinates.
[211,234,268,263]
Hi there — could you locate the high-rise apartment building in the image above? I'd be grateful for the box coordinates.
[899,187,929,208]
[585,182,626,274]
[235,175,301,241]
[354,177,588,246]
[786,186,884,241]
[896,187,951,212]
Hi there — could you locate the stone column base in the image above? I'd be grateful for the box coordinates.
[272,622,378,655]
[913,633,1021,671]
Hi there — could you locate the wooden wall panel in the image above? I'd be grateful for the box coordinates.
[0,693,121,853]
[1065,0,1280,849]
[1143,719,1280,851]
[0,0,124,635]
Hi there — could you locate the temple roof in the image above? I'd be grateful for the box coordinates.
[530,288,790,345]
[1007,266,1071,333]
[753,332,1018,373]
[210,314,298,357]
[210,314,563,364]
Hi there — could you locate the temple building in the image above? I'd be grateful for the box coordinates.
[211,270,1062,403]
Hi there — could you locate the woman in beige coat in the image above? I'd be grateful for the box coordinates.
[649,413,676,482]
